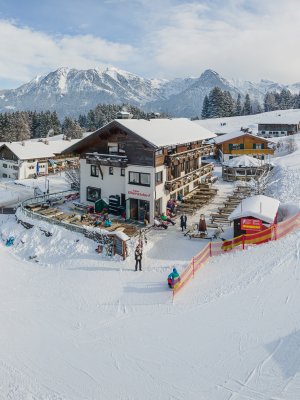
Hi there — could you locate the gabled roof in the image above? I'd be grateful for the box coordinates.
[115,118,216,147]
[228,195,280,223]
[0,138,82,160]
[62,118,216,154]
[214,131,273,145]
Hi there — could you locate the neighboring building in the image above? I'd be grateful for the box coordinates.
[116,111,133,119]
[0,139,80,180]
[222,155,273,182]
[62,118,216,224]
[258,114,300,138]
[228,195,280,237]
[214,131,275,163]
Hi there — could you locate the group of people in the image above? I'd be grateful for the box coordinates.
[80,212,112,228]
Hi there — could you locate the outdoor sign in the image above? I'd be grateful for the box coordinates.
[127,188,151,198]
[241,218,262,230]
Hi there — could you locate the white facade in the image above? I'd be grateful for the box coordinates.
[0,158,49,180]
[258,130,288,138]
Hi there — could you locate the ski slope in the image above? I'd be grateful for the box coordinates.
[0,135,300,399]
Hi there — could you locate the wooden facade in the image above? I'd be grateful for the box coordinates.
[216,134,274,162]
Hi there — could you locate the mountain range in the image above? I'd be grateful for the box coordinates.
[0,67,299,119]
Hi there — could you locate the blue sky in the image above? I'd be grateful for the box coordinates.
[0,0,299,88]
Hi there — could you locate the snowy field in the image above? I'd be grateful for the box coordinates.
[0,173,70,207]
[0,135,300,399]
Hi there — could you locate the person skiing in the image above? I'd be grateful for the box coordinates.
[134,245,143,271]
[180,214,187,232]
[167,267,181,288]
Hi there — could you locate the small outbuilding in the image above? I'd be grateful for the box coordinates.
[228,194,280,237]
[222,155,273,182]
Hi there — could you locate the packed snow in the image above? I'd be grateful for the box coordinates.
[0,133,300,399]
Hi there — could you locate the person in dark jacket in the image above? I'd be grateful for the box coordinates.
[180,214,187,231]
[134,245,143,271]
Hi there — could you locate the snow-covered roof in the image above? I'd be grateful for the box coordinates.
[214,131,271,144]
[224,155,263,168]
[115,118,216,147]
[0,138,82,160]
[228,195,280,223]
[258,112,300,125]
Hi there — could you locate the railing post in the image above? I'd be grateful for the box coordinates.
[242,235,245,250]
[209,241,212,257]
[193,257,195,277]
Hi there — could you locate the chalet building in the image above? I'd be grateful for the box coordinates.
[258,114,300,138]
[62,118,216,224]
[214,131,275,163]
[0,139,79,180]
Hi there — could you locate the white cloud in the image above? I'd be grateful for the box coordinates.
[0,1,300,86]
[140,0,300,83]
[0,20,135,83]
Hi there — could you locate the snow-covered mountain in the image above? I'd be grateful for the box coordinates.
[0,66,299,119]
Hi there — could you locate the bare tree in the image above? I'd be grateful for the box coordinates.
[246,164,279,195]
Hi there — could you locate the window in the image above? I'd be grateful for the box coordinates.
[155,171,163,185]
[91,165,99,177]
[87,186,101,202]
[121,168,125,176]
[140,173,150,186]
[109,167,114,175]
[2,173,7,178]
[118,143,126,153]
[108,142,118,154]
[3,163,7,168]
[129,171,151,186]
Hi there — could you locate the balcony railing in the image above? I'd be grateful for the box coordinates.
[85,153,128,167]
[165,144,214,166]
[165,163,214,192]
[230,148,274,155]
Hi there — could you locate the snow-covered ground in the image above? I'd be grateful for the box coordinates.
[0,135,300,399]
[196,108,300,136]
[0,173,70,207]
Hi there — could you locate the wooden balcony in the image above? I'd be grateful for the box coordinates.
[165,144,214,166]
[85,153,128,167]
[165,163,214,192]
[230,148,274,155]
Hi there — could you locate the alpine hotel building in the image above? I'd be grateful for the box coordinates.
[63,118,216,224]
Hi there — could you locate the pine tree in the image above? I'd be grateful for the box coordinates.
[236,94,242,116]
[279,88,293,110]
[223,91,235,117]
[201,95,210,119]
[62,117,83,139]
[243,94,252,115]
[264,92,279,112]
[208,87,224,118]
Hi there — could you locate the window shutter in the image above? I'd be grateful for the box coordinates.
[240,143,244,150]
[229,144,233,151]
[261,143,264,149]
[253,143,256,149]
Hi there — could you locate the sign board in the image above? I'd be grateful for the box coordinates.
[241,218,262,230]
[127,188,151,198]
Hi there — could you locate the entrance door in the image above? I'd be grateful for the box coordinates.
[130,198,138,220]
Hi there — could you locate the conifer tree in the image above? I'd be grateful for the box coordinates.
[236,94,242,116]
[201,95,210,119]
[243,94,252,115]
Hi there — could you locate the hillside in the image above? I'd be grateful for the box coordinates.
[0,135,299,398]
